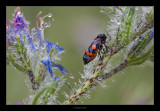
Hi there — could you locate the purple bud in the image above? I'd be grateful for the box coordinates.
[12,7,29,30]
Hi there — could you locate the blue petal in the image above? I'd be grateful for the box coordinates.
[41,57,68,78]
[6,28,14,42]
[51,62,68,75]
[11,36,16,42]
[46,41,54,53]
[147,29,154,41]
[27,35,37,51]
[55,44,64,52]
[41,57,53,78]
[53,77,60,81]
[13,16,27,30]
[19,35,24,46]
[143,29,154,46]
[14,17,25,28]
[137,29,152,44]
[136,29,154,49]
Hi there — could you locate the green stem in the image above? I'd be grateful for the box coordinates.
[42,79,59,104]
[31,79,60,105]
[31,86,50,105]
[17,38,30,70]
[36,64,46,84]
[119,7,135,47]
[127,45,154,65]
[64,55,111,104]
[35,48,45,84]
[99,60,128,80]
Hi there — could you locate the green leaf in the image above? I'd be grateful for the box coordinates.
[31,79,60,105]
[128,29,153,58]
[120,6,129,21]
[148,49,154,62]
[7,46,27,72]
[118,7,135,48]
[127,45,153,65]
[16,38,30,70]
[42,79,60,104]
[31,86,50,105]
[16,38,23,53]
[146,8,154,23]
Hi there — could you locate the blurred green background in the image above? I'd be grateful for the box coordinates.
[6,6,154,105]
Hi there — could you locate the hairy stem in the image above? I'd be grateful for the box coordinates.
[27,70,38,90]
[64,51,115,104]
[64,56,129,104]
[98,60,128,80]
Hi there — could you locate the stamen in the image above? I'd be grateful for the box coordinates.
[32,13,54,41]
[36,11,42,29]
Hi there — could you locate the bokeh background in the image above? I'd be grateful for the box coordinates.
[6,6,154,105]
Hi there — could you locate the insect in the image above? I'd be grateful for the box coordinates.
[83,34,108,64]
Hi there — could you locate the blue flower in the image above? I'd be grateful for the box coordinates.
[12,8,29,30]
[45,41,64,54]
[46,41,54,53]
[41,56,68,80]
[41,57,54,78]
[51,62,68,75]
[6,29,13,42]
[6,27,25,44]
[7,7,66,82]
[27,35,37,51]
[54,77,60,81]
[6,8,31,47]
[14,16,26,29]
[55,44,64,52]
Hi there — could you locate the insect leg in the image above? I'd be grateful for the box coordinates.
[104,43,109,54]
[64,81,72,90]
[98,47,102,58]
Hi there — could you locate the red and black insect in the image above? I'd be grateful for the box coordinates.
[83,34,108,64]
